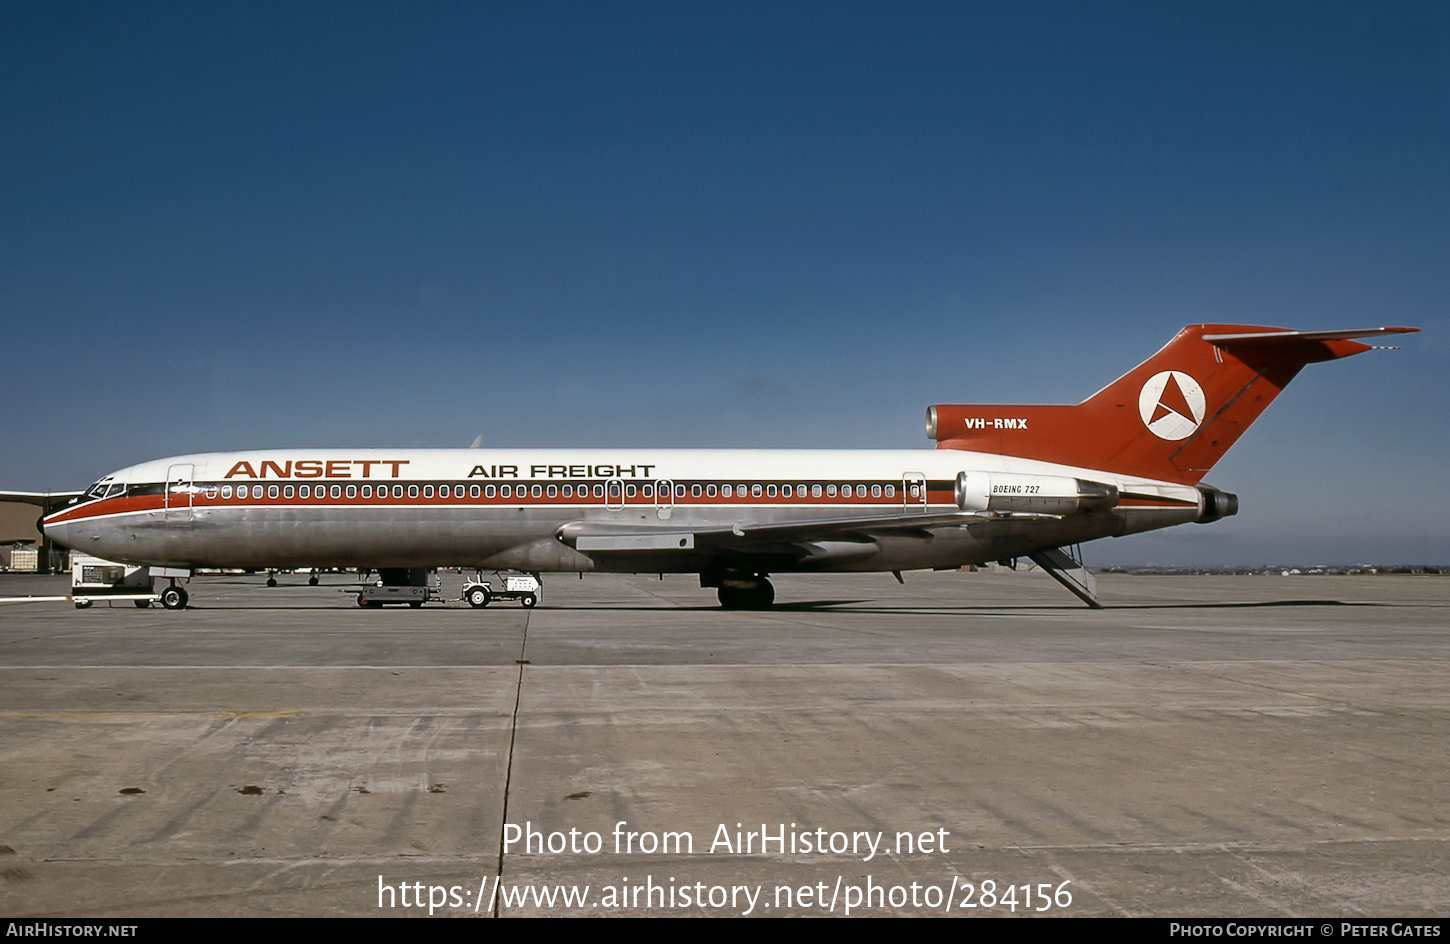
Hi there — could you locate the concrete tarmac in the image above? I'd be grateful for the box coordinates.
[0,569,1445,917]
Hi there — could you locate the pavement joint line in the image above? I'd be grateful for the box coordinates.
[492,606,531,918]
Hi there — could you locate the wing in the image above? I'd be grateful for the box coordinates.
[557,508,1026,565]
[0,490,83,506]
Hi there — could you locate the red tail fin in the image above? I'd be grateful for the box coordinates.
[927,324,1417,484]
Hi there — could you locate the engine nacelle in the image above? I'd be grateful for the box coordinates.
[955,472,1118,516]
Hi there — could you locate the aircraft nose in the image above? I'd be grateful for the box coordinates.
[40,512,72,550]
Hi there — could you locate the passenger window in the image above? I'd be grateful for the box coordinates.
[827,485,837,498]
[360,485,371,498]
[331,485,342,499]
[885,485,895,498]
[691,484,702,498]
[871,484,881,498]
[547,485,557,498]
[222,485,233,499]
[752,484,762,498]
[531,485,542,498]
[485,485,496,498]
[346,485,357,498]
[707,484,717,498]
[423,485,434,498]
[471,485,481,498]
[766,484,777,498]
[407,485,418,498]
[392,485,403,498]
[812,485,822,498]
[722,485,733,498]
[284,485,295,499]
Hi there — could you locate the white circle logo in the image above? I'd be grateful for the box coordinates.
[1138,370,1205,440]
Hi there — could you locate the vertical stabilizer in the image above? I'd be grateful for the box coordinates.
[927,325,1416,484]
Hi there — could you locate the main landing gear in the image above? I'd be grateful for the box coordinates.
[159,585,189,610]
[713,573,775,610]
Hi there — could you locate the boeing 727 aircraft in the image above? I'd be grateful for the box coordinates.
[41,324,1416,609]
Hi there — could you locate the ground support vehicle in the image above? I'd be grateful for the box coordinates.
[69,554,184,609]
[463,572,541,608]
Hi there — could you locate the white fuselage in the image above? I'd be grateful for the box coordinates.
[42,448,1209,576]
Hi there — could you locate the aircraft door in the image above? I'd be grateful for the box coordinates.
[655,479,674,519]
[165,463,195,520]
[902,471,927,513]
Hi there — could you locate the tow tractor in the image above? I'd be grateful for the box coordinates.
[463,571,541,608]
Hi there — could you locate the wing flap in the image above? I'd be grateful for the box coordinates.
[558,509,1000,560]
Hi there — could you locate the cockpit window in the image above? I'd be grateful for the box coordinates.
[83,479,126,501]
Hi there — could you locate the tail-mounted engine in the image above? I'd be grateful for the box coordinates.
[955,472,1118,516]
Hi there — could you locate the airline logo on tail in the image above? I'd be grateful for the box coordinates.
[1138,370,1205,441]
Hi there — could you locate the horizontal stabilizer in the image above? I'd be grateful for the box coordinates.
[1203,326,1417,346]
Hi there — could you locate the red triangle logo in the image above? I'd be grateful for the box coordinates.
[1152,373,1195,424]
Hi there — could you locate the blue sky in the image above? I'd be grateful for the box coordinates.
[3,1,1446,565]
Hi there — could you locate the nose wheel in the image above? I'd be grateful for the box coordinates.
[159,585,189,610]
